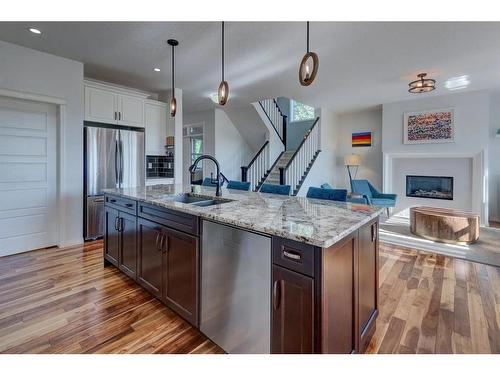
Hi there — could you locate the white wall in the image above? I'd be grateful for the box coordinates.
[222,105,268,151]
[183,109,216,184]
[296,108,337,196]
[382,90,490,220]
[0,40,84,246]
[334,108,383,191]
[489,93,500,222]
[214,109,254,181]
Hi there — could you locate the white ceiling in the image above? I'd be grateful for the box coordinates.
[1,21,500,113]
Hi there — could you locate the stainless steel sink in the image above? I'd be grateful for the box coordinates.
[166,193,233,207]
[191,198,233,207]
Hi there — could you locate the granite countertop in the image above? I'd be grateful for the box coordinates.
[104,184,384,248]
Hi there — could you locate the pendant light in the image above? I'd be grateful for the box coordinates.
[299,21,319,86]
[218,21,229,105]
[167,39,179,117]
[408,73,435,93]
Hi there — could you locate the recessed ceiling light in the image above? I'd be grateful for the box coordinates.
[153,67,161,72]
[28,27,42,35]
[444,75,470,91]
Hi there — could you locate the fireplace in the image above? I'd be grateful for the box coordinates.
[406,175,453,200]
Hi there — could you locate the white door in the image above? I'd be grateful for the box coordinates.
[84,86,118,124]
[0,96,58,256]
[118,94,144,127]
[145,102,166,155]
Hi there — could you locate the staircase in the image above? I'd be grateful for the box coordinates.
[242,97,321,195]
[261,151,294,185]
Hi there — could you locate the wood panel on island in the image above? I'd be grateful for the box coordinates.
[104,193,379,354]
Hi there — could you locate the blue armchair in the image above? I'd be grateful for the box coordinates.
[351,179,397,216]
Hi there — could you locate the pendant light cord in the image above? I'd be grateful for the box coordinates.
[306,21,310,53]
[171,44,175,97]
[221,21,225,82]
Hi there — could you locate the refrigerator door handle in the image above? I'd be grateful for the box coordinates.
[114,139,119,187]
[119,139,124,187]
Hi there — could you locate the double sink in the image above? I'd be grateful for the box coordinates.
[165,193,233,207]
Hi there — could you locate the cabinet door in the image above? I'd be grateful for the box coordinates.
[272,265,314,354]
[118,212,137,279]
[137,218,164,299]
[321,234,356,353]
[357,221,379,352]
[85,86,117,123]
[145,102,167,155]
[104,206,120,266]
[164,228,199,326]
[118,94,144,127]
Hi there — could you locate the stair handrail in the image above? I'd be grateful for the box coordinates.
[243,141,269,171]
[258,98,287,146]
[279,116,320,187]
[240,141,270,190]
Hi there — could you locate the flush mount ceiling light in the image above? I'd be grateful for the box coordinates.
[408,73,436,93]
[445,75,470,91]
[28,27,42,35]
[299,21,319,87]
[167,39,179,117]
[218,21,229,105]
[153,67,161,72]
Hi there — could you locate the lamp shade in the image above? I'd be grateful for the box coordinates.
[344,154,361,166]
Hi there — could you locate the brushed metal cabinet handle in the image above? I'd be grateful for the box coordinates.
[155,232,160,251]
[114,111,117,120]
[114,217,119,231]
[125,203,133,208]
[283,250,301,261]
[118,112,121,121]
[160,234,167,253]
[372,223,378,242]
[119,217,124,232]
[273,280,281,310]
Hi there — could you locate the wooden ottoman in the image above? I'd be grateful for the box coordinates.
[410,206,480,244]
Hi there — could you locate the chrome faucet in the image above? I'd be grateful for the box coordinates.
[189,155,222,196]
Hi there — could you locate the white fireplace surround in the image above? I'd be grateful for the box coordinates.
[383,150,488,225]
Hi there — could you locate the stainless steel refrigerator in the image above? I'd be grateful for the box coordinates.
[84,123,145,240]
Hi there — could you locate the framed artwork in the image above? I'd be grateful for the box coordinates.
[352,131,372,147]
[403,108,455,144]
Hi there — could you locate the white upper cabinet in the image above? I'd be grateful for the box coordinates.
[118,94,144,127]
[85,86,117,124]
[84,81,147,127]
[145,101,167,155]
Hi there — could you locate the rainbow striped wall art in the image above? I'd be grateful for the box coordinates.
[352,131,372,147]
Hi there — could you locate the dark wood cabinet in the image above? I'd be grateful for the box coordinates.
[137,218,164,299]
[272,265,314,354]
[163,228,199,326]
[321,233,357,354]
[119,211,138,279]
[104,206,121,267]
[357,220,379,352]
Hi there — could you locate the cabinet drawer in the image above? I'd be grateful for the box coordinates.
[272,237,316,277]
[138,202,199,236]
[105,195,137,214]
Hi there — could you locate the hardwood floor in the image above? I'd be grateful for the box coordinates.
[0,241,223,354]
[366,243,500,354]
[0,240,498,354]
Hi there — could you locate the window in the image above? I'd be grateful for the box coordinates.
[291,100,315,122]
[191,137,203,170]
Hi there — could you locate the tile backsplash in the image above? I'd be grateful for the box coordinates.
[146,155,174,178]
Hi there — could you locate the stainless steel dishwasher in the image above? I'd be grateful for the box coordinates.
[200,220,271,354]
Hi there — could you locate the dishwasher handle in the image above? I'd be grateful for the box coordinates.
[273,280,281,310]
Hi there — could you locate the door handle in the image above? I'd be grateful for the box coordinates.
[119,140,123,186]
[114,111,117,120]
[273,280,281,310]
[114,217,119,231]
[160,234,167,253]
[119,217,124,232]
[118,112,121,121]
[155,232,161,251]
[114,140,119,184]
[125,203,133,208]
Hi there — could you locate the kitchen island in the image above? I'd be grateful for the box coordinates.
[103,184,384,354]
